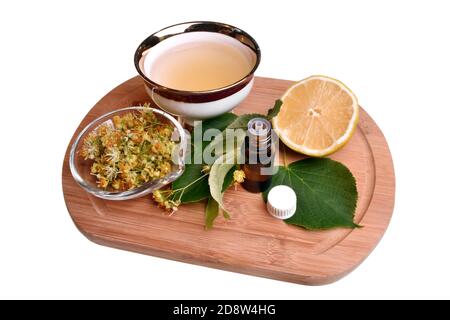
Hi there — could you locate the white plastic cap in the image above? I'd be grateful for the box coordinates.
[266,185,297,219]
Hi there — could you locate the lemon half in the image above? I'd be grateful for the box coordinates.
[273,75,359,157]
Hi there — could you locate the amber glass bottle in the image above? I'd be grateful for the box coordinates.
[242,118,274,193]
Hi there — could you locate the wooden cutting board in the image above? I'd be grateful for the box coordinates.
[62,76,395,285]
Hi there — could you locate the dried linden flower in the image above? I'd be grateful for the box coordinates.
[233,169,246,184]
[79,104,175,191]
[152,189,181,214]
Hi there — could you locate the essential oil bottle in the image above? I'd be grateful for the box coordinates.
[242,118,274,193]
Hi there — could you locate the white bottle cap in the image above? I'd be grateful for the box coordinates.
[266,185,297,219]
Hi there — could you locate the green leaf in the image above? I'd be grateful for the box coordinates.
[203,112,258,165]
[174,113,239,202]
[205,197,219,230]
[222,210,230,219]
[263,158,359,230]
[171,164,209,203]
[222,164,237,192]
[203,111,273,163]
[209,154,238,209]
[170,106,279,229]
[228,113,263,129]
[208,133,245,209]
[200,112,238,133]
[191,113,238,164]
[203,127,246,164]
[171,163,240,204]
[266,99,283,120]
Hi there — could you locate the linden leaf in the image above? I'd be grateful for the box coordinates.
[227,114,263,129]
[205,197,219,230]
[266,99,283,120]
[171,164,209,203]
[208,132,245,210]
[222,164,237,193]
[263,158,359,230]
[190,113,238,165]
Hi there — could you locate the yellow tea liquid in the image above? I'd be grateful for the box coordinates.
[146,33,256,91]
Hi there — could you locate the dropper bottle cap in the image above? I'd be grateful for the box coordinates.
[247,118,271,148]
[266,185,297,219]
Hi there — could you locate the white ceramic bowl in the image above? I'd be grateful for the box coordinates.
[134,21,261,125]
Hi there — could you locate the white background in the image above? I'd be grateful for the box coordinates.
[1,0,449,299]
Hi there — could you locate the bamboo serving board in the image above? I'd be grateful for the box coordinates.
[62,76,395,285]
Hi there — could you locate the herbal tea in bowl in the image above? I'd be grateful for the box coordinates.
[134,21,260,125]
[69,106,187,200]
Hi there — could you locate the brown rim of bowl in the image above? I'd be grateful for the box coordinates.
[134,21,261,95]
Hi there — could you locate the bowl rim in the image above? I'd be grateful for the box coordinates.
[69,106,187,200]
[134,21,261,95]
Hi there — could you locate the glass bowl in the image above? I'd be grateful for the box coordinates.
[69,106,187,200]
